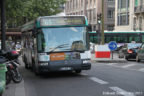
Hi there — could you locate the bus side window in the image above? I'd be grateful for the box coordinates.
[142,35,144,42]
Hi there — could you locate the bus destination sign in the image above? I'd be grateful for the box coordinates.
[40,17,86,26]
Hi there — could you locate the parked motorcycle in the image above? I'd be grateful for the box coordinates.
[0,50,22,85]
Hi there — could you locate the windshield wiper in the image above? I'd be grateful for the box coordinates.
[49,44,69,53]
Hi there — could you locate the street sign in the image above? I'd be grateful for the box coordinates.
[108,41,117,51]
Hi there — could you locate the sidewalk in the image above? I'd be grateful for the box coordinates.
[2,56,25,96]
[91,52,127,63]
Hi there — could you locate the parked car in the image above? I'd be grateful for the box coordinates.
[118,43,141,61]
[136,43,144,62]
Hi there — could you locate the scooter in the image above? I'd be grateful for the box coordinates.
[0,50,22,85]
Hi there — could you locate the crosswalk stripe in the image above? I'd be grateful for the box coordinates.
[110,87,135,96]
[122,64,136,68]
[139,68,144,72]
[89,77,109,85]
[107,63,117,65]
[81,73,88,76]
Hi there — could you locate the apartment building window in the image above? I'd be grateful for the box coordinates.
[74,0,77,8]
[133,18,137,30]
[117,13,129,25]
[94,0,96,4]
[118,0,129,9]
[87,11,89,21]
[139,17,142,30]
[93,26,96,31]
[107,10,114,18]
[73,0,75,9]
[70,0,72,9]
[140,0,143,6]
[135,0,138,6]
[89,10,92,22]
[81,0,83,7]
[90,0,92,6]
[108,0,114,2]
[93,8,96,20]
[107,25,114,31]
[81,11,82,15]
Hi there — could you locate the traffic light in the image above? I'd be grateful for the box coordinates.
[97,14,102,21]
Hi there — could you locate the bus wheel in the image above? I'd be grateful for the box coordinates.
[34,66,40,76]
[75,70,81,73]
[24,62,29,69]
[31,59,35,71]
[25,64,29,69]
[24,56,29,69]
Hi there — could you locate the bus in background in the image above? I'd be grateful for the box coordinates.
[89,31,144,46]
[21,16,91,75]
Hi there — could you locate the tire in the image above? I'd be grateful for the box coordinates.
[24,56,29,69]
[25,64,29,69]
[125,55,130,61]
[6,71,11,85]
[31,59,35,71]
[75,70,82,73]
[126,58,129,61]
[12,68,22,83]
[34,66,40,76]
[136,55,140,62]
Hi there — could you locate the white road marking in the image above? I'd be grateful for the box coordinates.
[81,73,88,76]
[139,68,144,72]
[122,64,136,68]
[89,77,109,85]
[110,87,135,96]
[107,63,117,66]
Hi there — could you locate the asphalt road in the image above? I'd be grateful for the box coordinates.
[17,60,144,96]
[3,59,144,96]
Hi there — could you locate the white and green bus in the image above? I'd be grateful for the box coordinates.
[21,16,91,75]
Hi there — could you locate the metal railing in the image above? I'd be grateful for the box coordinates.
[134,5,144,13]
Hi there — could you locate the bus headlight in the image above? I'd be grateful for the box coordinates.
[38,53,50,62]
[40,63,49,66]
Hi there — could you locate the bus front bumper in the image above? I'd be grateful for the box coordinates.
[38,59,91,72]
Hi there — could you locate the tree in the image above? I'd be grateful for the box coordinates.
[5,0,66,28]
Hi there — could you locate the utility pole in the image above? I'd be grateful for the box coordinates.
[101,0,105,44]
[1,0,6,50]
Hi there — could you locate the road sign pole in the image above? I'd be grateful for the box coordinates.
[111,51,113,60]
[108,41,117,60]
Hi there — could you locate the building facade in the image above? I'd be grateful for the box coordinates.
[134,0,144,31]
[65,0,115,31]
[115,0,144,31]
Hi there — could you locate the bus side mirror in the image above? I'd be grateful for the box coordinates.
[87,25,92,32]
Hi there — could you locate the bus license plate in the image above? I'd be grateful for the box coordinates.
[60,67,72,71]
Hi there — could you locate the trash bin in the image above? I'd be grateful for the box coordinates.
[0,57,7,96]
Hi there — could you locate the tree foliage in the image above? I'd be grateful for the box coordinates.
[5,0,66,28]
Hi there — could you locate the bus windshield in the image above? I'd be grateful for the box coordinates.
[37,27,87,52]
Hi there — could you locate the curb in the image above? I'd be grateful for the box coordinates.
[91,60,127,63]
[15,80,25,96]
